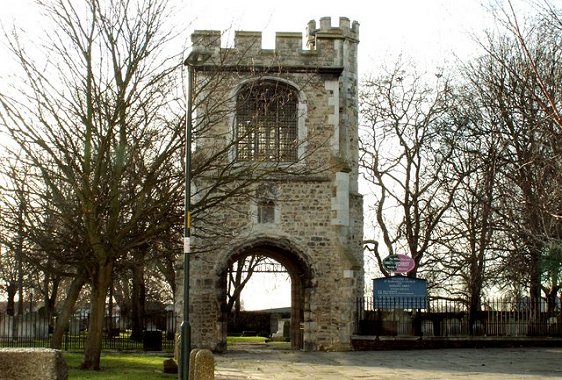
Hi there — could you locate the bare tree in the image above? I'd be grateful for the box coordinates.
[500,0,562,128]
[0,161,35,317]
[226,255,268,314]
[502,0,562,311]
[0,0,184,369]
[422,84,508,328]
[465,4,562,315]
[0,153,94,346]
[540,241,562,313]
[0,0,326,370]
[360,60,463,279]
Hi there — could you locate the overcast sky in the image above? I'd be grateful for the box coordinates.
[0,0,508,77]
[0,0,531,310]
[197,0,500,61]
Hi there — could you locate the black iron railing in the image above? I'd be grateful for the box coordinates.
[356,297,562,338]
[0,310,176,351]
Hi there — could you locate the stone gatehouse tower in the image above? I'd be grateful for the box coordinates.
[178,17,363,352]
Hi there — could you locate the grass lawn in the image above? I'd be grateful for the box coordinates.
[64,352,176,380]
[63,337,286,379]
[226,336,268,344]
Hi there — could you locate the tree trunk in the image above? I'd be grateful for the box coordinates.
[51,273,87,349]
[558,292,562,323]
[130,262,146,341]
[468,250,485,335]
[16,250,24,316]
[81,261,113,370]
[529,251,542,307]
[112,277,131,322]
[545,287,559,314]
[44,275,60,320]
[528,249,543,335]
[468,287,482,335]
[6,282,16,316]
[16,202,24,316]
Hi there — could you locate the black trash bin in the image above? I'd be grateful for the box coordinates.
[143,330,162,351]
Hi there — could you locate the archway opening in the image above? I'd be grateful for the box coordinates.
[229,257,290,343]
[239,262,290,312]
[218,242,312,350]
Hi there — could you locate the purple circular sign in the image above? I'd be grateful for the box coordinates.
[382,254,416,273]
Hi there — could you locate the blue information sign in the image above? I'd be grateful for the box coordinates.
[373,276,428,309]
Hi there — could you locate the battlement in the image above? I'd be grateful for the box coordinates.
[190,17,359,70]
[305,17,359,49]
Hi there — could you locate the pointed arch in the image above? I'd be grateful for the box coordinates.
[215,236,315,350]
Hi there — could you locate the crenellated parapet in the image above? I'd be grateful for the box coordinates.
[306,17,359,49]
[190,17,359,71]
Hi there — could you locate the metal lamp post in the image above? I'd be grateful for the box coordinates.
[181,47,212,380]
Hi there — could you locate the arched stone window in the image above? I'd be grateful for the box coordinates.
[236,80,298,162]
[252,184,279,225]
[257,200,275,224]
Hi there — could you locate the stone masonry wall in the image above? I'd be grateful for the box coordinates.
[177,16,363,352]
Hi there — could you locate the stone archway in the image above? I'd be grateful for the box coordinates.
[216,238,314,350]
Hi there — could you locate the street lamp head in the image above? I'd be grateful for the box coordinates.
[184,46,212,67]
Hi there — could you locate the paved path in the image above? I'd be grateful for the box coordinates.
[214,346,562,379]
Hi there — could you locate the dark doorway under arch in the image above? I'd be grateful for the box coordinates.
[217,240,313,350]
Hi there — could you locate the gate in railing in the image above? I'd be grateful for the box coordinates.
[356,297,562,338]
[0,310,176,351]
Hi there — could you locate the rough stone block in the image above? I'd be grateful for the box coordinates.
[0,348,67,380]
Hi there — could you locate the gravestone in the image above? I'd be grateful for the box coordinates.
[193,349,214,380]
